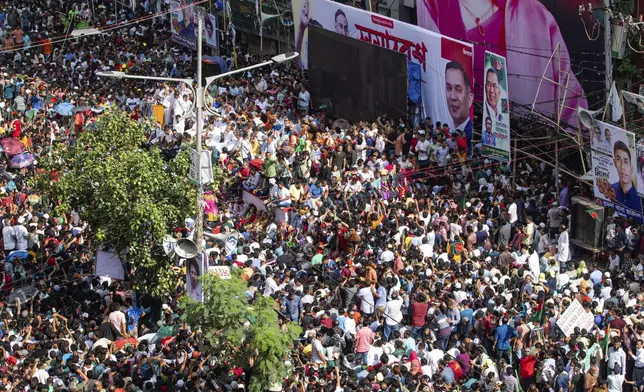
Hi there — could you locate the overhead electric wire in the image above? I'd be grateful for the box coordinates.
[0,0,209,55]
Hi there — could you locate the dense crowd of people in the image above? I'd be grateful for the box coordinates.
[1,2,644,392]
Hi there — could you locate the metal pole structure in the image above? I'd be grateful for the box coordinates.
[195,7,205,251]
[555,138,560,197]
[200,53,298,117]
[511,138,517,192]
[604,0,612,102]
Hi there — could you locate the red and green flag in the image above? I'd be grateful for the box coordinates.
[587,209,601,221]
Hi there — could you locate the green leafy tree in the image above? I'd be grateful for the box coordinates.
[36,107,222,295]
[180,273,302,392]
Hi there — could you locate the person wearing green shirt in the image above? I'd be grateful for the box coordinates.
[262,151,277,179]
[311,253,324,266]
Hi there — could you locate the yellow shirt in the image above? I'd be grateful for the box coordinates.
[251,139,261,157]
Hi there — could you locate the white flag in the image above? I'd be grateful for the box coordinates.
[609,81,624,122]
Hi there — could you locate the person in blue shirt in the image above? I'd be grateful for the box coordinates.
[460,300,474,326]
[494,317,519,365]
[482,116,496,147]
[610,141,642,212]
[280,290,302,322]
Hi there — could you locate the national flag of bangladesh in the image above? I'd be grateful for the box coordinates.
[587,209,601,221]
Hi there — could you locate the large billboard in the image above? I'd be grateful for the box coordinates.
[416,0,604,124]
[591,120,642,221]
[308,26,408,122]
[170,0,218,50]
[481,51,510,162]
[294,0,474,145]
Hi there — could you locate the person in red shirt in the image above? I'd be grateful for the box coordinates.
[411,293,430,334]
[11,115,22,139]
[519,354,537,391]
[447,357,464,380]
[456,130,467,152]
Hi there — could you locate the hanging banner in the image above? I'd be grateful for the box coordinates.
[170,0,196,50]
[293,0,474,144]
[591,120,643,221]
[637,143,644,198]
[186,253,205,302]
[170,0,218,50]
[481,51,510,162]
[415,0,600,125]
[204,13,219,49]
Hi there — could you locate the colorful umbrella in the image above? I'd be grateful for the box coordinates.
[53,102,76,116]
[1,138,24,155]
[10,152,35,168]
[6,250,29,262]
[6,286,39,306]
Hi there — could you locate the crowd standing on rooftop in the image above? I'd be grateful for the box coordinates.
[1,2,644,392]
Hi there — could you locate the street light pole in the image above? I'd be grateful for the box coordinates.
[194,7,205,251]
[97,50,299,252]
[201,52,299,117]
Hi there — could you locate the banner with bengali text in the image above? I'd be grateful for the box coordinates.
[481,51,510,162]
[591,120,642,221]
[293,0,474,141]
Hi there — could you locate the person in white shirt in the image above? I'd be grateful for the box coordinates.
[297,86,310,114]
[379,246,394,264]
[608,340,627,376]
[628,339,644,383]
[383,292,403,340]
[507,198,518,224]
[263,273,279,297]
[555,225,571,270]
[415,132,431,166]
[435,141,450,167]
[607,364,626,392]
[13,219,28,251]
[357,285,375,315]
[419,237,434,260]
[310,332,327,365]
[609,250,620,271]
[2,218,16,252]
[163,90,176,126]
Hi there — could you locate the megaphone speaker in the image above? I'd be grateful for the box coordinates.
[261,11,280,24]
[174,238,199,259]
[576,106,601,129]
[281,11,294,26]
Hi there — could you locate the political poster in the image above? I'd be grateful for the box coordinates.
[556,299,595,337]
[170,0,196,50]
[293,0,474,144]
[416,0,605,126]
[170,0,218,50]
[591,120,643,221]
[185,253,205,302]
[481,51,510,162]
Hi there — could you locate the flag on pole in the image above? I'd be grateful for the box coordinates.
[609,81,624,122]
[225,0,231,18]
[586,209,601,221]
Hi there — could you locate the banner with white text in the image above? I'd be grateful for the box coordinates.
[481,51,510,162]
[591,120,642,221]
[294,0,474,142]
